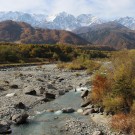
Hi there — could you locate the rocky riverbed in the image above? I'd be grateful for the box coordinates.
[0,64,90,120]
[0,64,123,135]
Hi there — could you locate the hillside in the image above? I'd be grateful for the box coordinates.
[74,22,135,50]
[0,20,89,45]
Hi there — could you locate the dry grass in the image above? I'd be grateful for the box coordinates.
[90,74,108,103]
[111,114,135,134]
[57,58,101,72]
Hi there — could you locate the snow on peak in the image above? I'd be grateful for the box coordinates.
[0,11,135,30]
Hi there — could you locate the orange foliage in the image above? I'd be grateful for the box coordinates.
[111,114,135,134]
[111,114,131,133]
[91,74,108,102]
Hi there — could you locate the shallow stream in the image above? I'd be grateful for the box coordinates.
[11,87,90,135]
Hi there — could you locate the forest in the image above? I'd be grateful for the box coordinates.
[0,43,108,64]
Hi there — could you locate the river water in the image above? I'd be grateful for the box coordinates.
[11,87,90,135]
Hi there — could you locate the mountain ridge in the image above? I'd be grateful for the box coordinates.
[0,11,135,30]
[0,20,89,45]
[74,22,135,50]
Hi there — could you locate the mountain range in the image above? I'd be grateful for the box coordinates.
[0,20,89,45]
[1,11,135,49]
[74,22,135,50]
[0,11,135,30]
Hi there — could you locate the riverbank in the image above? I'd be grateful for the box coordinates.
[0,64,123,135]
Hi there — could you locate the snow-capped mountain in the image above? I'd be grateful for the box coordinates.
[77,14,104,26]
[0,11,135,30]
[0,11,103,30]
[43,12,81,30]
[0,11,47,26]
[115,17,135,30]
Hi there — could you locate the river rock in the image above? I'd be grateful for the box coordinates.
[99,107,104,113]
[39,86,45,94]
[77,109,83,113]
[94,108,99,113]
[83,108,96,115]
[10,84,18,89]
[93,130,103,135]
[12,113,29,125]
[62,108,75,113]
[44,92,55,99]
[79,83,83,87]
[81,90,89,99]
[40,97,50,102]
[83,109,91,115]
[24,87,36,95]
[14,102,26,109]
[47,84,56,90]
[59,90,65,95]
[0,86,5,91]
[6,93,17,97]
[54,110,63,115]
[85,104,94,109]
[81,101,91,107]
[66,85,73,90]
[46,109,54,112]
[0,121,12,134]
[58,78,64,82]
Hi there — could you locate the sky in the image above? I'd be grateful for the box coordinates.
[0,0,135,19]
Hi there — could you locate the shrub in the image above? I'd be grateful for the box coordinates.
[86,61,101,74]
[103,96,125,113]
[111,113,135,134]
[90,74,108,103]
[111,114,132,134]
[88,50,135,134]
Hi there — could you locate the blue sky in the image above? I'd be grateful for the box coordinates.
[0,0,135,19]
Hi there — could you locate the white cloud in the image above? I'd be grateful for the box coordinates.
[90,0,135,18]
[0,0,47,13]
[0,0,134,18]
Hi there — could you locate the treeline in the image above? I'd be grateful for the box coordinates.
[0,43,108,64]
[90,50,135,134]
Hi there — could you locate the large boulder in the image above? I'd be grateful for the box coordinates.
[44,92,55,99]
[0,121,11,134]
[24,87,36,95]
[62,108,75,113]
[12,113,29,125]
